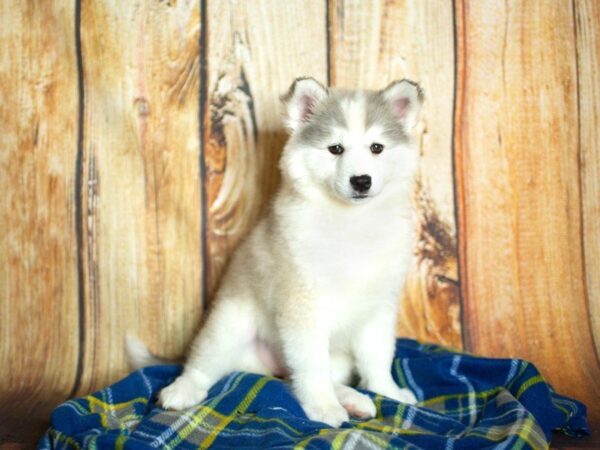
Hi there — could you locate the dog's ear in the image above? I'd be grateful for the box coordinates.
[381,79,424,129]
[282,77,328,132]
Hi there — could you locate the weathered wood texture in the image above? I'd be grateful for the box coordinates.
[1,0,600,444]
[0,0,80,437]
[203,0,327,297]
[575,0,600,361]
[455,0,600,426]
[77,0,202,394]
[330,0,461,348]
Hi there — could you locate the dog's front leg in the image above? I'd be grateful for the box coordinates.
[353,306,417,405]
[278,303,349,427]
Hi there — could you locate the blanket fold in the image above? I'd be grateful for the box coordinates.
[39,339,589,449]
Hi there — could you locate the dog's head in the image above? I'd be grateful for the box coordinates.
[280,78,423,205]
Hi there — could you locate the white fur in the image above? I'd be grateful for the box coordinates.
[131,79,422,427]
[125,334,169,368]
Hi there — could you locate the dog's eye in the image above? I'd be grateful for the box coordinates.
[370,143,384,154]
[328,144,344,155]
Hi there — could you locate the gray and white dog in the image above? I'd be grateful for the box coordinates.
[129,78,423,427]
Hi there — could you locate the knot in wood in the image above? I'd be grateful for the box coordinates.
[134,97,150,118]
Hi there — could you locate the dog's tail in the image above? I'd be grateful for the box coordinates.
[125,334,179,369]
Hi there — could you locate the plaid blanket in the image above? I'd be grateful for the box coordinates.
[39,339,589,449]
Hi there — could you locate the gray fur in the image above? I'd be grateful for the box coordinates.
[365,90,408,143]
[298,92,348,146]
[296,88,410,148]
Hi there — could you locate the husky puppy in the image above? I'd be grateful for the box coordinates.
[130,78,423,427]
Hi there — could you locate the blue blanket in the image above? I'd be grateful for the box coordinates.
[39,339,589,449]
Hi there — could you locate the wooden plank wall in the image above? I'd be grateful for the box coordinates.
[0,1,80,438]
[576,0,600,364]
[77,0,203,396]
[455,0,600,426]
[0,0,598,442]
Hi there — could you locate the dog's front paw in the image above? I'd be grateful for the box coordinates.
[341,392,376,419]
[335,385,376,419]
[303,400,349,427]
[158,375,207,410]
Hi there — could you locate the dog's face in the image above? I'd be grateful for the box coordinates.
[280,78,423,205]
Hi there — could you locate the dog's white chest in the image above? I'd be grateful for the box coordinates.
[290,199,413,313]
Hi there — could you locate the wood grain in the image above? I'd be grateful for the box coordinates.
[574,0,600,365]
[329,0,461,348]
[1,1,599,444]
[203,0,328,297]
[0,0,79,434]
[455,0,600,426]
[76,0,202,393]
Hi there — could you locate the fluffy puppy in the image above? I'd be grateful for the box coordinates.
[130,78,423,427]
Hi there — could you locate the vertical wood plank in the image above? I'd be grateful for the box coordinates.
[204,0,328,296]
[574,0,600,366]
[77,0,202,392]
[455,0,600,425]
[0,0,79,430]
[330,0,461,347]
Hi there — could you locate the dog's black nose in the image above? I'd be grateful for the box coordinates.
[350,175,372,193]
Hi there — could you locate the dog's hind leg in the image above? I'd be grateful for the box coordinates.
[158,296,261,410]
